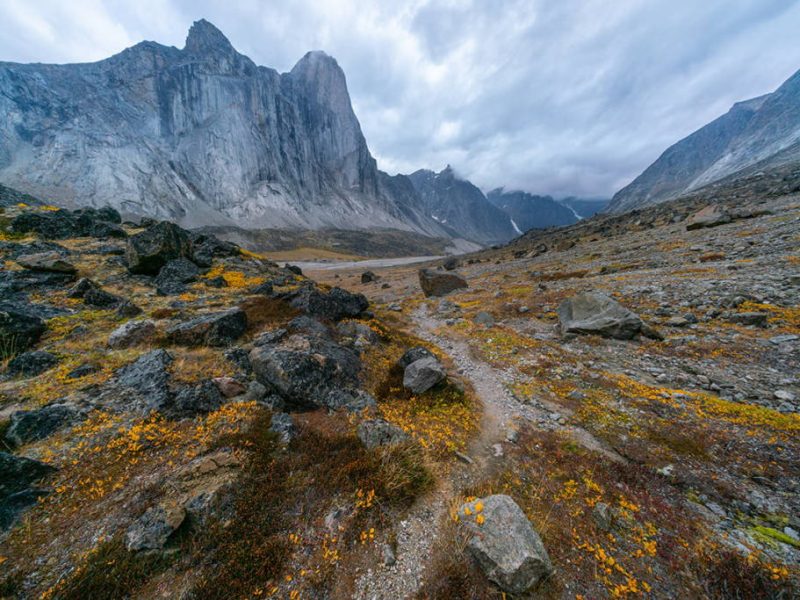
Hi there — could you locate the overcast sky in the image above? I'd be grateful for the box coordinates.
[2,0,799,198]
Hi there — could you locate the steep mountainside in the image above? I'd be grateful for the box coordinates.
[0,20,447,236]
[486,188,579,232]
[407,166,516,244]
[609,67,800,213]
[558,197,609,218]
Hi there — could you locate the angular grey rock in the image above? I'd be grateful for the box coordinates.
[108,319,157,349]
[5,350,59,378]
[727,312,769,328]
[357,419,410,449]
[418,268,468,297]
[337,320,379,345]
[0,303,46,355]
[397,346,435,369]
[249,337,360,410]
[558,292,659,340]
[154,257,201,295]
[403,356,446,394]
[323,388,376,412]
[113,349,173,410]
[125,504,186,551]
[0,451,56,530]
[166,308,247,347]
[171,381,225,417]
[5,403,79,447]
[285,285,369,321]
[458,495,553,594]
[126,222,192,275]
[16,252,77,274]
[685,205,732,231]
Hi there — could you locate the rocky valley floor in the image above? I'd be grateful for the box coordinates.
[0,192,798,599]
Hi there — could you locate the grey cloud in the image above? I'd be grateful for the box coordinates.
[1,0,799,198]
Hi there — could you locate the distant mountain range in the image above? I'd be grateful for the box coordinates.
[486,189,583,232]
[609,67,800,213]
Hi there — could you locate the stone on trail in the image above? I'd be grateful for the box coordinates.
[418,268,468,297]
[458,494,553,594]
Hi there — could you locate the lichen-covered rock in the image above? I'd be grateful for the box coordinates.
[269,412,296,443]
[16,252,77,274]
[249,335,361,410]
[397,346,435,369]
[0,303,46,355]
[5,350,59,378]
[0,451,57,530]
[113,349,173,410]
[189,233,240,268]
[126,221,192,275]
[171,381,225,417]
[418,268,468,297]
[154,257,201,295]
[357,419,409,449]
[5,403,79,447]
[403,356,446,394]
[166,308,247,347]
[285,284,369,321]
[125,503,186,551]
[458,495,553,594]
[108,320,157,349]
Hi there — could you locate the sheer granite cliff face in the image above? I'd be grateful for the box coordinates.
[0,20,445,235]
[608,68,800,214]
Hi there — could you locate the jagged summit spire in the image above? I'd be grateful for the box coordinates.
[185,19,234,54]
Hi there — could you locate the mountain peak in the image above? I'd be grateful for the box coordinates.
[185,19,234,54]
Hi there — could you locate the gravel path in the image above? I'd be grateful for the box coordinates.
[354,304,622,599]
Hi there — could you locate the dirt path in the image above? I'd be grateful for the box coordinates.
[355,304,625,599]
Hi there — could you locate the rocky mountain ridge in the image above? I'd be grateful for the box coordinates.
[609,67,800,213]
[0,20,448,238]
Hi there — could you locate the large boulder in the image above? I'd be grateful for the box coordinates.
[403,356,446,394]
[249,335,361,410]
[685,205,732,231]
[5,403,79,447]
[0,451,56,530]
[67,277,122,308]
[458,495,553,594]
[154,258,201,295]
[113,349,173,410]
[108,320,157,349]
[166,308,247,347]
[397,346,435,369]
[5,350,59,378]
[357,419,410,449]
[557,292,659,340]
[16,252,77,274]
[126,221,192,275]
[189,232,240,268]
[11,207,124,240]
[418,268,468,297]
[285,284,369,321]
[0,303,46,355]
[171,381,225,417]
